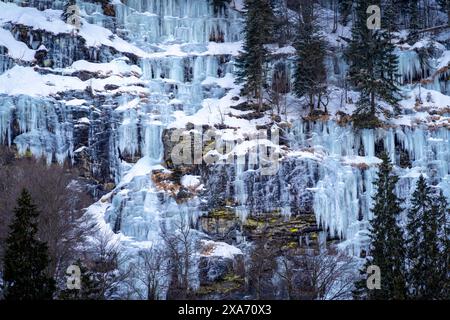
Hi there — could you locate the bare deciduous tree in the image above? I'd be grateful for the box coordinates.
[0,149,92,288]
[277,246,357,300]
[160,212,198,299]
[247,232,278,299]
[126,245,167,300]
[80,230,131,300]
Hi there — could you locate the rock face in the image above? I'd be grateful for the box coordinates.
[199,240,245,285]
[1,0,450,300]
[197,240,246,299]
[198,207,320,249]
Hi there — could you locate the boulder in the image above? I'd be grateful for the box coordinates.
[198,240,244,285]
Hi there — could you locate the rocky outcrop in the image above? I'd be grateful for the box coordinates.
[199,207,321,249]
[196,240,246,299]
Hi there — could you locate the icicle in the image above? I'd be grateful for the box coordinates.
[0,95,74,164]
[115,0,243,46]
[396,48,425,85]
[234,160,249,221]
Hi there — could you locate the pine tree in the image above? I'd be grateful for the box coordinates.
[407,1,421,43]
[354,153,406,299]
[235,0,274,113]
[346,0,401,128]
[405,175,433,298]
[383,0,398,33]
[420,192,445,299]
[271,0,291,46]
[293,0,328,114]
[338,0,353,26]
[405,178,449,299]
[430,190,450,299]
[3,189,55,300]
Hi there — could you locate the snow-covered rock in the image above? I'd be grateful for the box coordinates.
[199,240,244,284]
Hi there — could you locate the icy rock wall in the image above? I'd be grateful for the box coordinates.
[0,93,124,182]
[140,54,233,114]
[396,47,450,95]
[115,0,243,47]
[0,0,241,188]
[98,0,243,246]
[0,95,74,164]
[203,120,450,255]
[0,0,180,180]
[1,0,65,11]
[0,47,16,74]
[2,23,131,69]
[298,121,450,253]
[114,0,241,117]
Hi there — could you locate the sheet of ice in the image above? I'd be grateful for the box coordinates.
[115,0,243,46]
[231,0,245,11]
[115,97,141,111]
[436,50,450,70]
[343,156,382,166]
[118,156,154,187]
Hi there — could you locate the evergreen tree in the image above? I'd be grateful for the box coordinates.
[405,175,433,298]
[431,190,450,298]
[338,0,353,26]
[346,0,401,128]
[420,192,445,299]
[3,189,55,300]
[383,0,398,33]
[354,153,406,299]
[235,0,274,113]
[405,177,449,299]
[293,0,328,114]
[270,0,293,46]
[407,1,421,43]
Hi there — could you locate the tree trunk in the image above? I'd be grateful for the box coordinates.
[318,91,322,110]
[258,84,263,114]
[371,92,376,115]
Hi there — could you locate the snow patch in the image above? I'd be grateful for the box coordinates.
[0,28,36,61]
[0,2,146,57]
[200,240,243,259]
[181,175,201,189]
[66,59,142,77]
